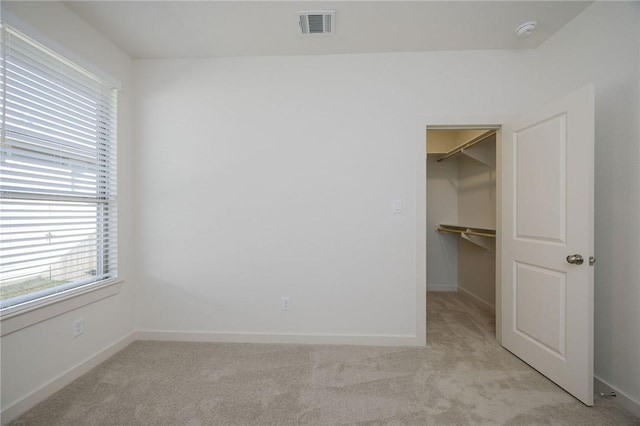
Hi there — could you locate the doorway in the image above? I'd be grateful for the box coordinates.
[426,127,500,336]
[414,116,507,346]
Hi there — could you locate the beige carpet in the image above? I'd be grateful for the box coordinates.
[10,293,640,425]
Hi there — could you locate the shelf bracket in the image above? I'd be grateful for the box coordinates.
[460,232,492,251]
[437,224,495,252]
[460,143,493,166]
[437,129,497,163]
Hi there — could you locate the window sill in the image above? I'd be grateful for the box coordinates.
[0,279,123,337]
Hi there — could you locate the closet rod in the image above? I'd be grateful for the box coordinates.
[437,129,497,162]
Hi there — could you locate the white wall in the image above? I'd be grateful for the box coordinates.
[134,52,534,342]
[531,1,640,411]
[0,1,136,422]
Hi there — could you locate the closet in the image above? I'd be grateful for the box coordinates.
[426,129,497,313]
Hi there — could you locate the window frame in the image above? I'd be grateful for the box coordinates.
[0,21,121,323]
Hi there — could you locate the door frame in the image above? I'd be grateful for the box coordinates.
[416,115,512,343]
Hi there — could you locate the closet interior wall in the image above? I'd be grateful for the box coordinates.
[426,130,496,312]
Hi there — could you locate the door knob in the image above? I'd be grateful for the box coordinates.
[566,254,584,265]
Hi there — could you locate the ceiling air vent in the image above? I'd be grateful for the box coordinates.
[297,10,335,35]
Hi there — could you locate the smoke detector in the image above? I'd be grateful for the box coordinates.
[297,10,335,35]
[515,21,537,38]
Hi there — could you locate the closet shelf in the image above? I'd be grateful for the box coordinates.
[437,224,496,238]
[437,129,497,164]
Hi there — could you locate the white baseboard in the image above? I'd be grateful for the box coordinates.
[1,332,136,426]
[426,285,458,292]
[457,287,495,314]
[136,330,422,347]
[594,375,640,418]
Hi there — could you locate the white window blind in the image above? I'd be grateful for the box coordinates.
[0,24,118,311]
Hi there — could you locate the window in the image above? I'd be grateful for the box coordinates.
[0,24,117,312]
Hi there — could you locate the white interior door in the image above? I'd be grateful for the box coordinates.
[501,85,595,405]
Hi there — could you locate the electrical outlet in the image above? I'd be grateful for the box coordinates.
[281,297,290,311]
[72,318,84,337]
